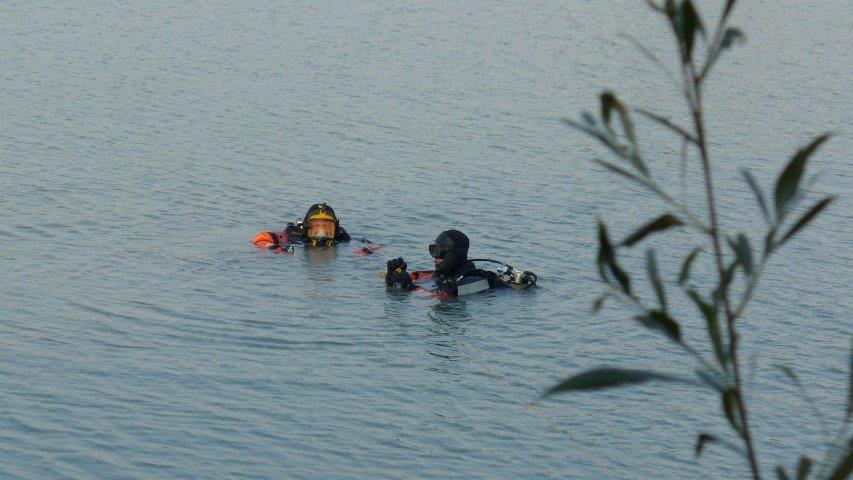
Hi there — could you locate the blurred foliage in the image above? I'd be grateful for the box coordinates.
[548,1,850,479]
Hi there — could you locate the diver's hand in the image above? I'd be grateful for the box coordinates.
[386,258,414,289]
[387,257,407,273]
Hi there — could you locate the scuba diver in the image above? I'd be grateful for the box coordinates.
[384,229,537,297]
[252,203,352,253]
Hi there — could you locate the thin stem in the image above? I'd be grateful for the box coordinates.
[687,59,762,479]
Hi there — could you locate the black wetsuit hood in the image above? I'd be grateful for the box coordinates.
[434,229,470,276]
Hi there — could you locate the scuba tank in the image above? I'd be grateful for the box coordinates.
[469,258,538,289]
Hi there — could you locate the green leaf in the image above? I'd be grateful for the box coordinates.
[635,107,697,143]
[774,364,798,383]
[621,214,684,247]
[597,220,631,296]
[646,250,667,311]
[722,0,738,20]
[676,0,704,63]
[592,295,606,313]
[562,118,609,145]
[598,91,646,175]
[688,290,725,368]
[827,445,853,480]
[795,456,812,480]
[720,27,745,50]
[776,466,791,480]
[600,91,618,132]
[722,389,744,437]
[695,433,716,457]
[635,310,681,342]
[733,233,754,276]
[742,169,770,222]
[546,367,682,395]
[773,133,830,221]
[694,431,746,458]
[678,247,701,285]
[778,196,835,246]
[593,159,643,184]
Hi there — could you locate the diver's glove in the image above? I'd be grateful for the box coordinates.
[386,257,414,290]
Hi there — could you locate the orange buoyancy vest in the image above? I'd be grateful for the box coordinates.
[252,230,292,253]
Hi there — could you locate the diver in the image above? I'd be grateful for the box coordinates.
[385,229,536,297]
[252,203,352,252]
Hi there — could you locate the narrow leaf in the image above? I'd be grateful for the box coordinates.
[795,456,812,480]
[635,310,681,342]
[592,295,606,313]
[720,27,745,50]
[581,111,597,126]
[733,233,754,276]
[775,364,798,383]
[598,220,631,295]
[646,249,667,311]
[773,133,830,221]
[722,389,743,437]
[678,247,701,285]
[826,445,852,480]
[695,431,745,458]
[776,466,790,480]
[593,159,643,184]
[688,290,726,368]
[677,0,705,63]
[598,91,646,175]
[778,196,834,246]
[546,367,682,395]
[695,433,717,457]
[635,107,697,143]
[600,91,617,132]
[621,35,675,81]
[722,0,737,20]
[742,169,770,221]
[561,118,609,145]
[621,214,684,246]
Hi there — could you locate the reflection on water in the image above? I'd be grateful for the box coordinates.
[303,245,338,281]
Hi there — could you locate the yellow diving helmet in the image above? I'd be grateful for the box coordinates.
[303,203,338,246]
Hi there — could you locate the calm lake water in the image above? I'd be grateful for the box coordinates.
[1,1,850,479]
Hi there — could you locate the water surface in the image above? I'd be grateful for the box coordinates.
[1,1,850,479]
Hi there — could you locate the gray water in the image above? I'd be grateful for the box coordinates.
[1,1,850,479]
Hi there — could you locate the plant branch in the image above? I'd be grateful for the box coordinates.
[686,56,761,479]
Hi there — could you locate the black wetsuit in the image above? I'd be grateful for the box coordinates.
[434,260,505,296]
